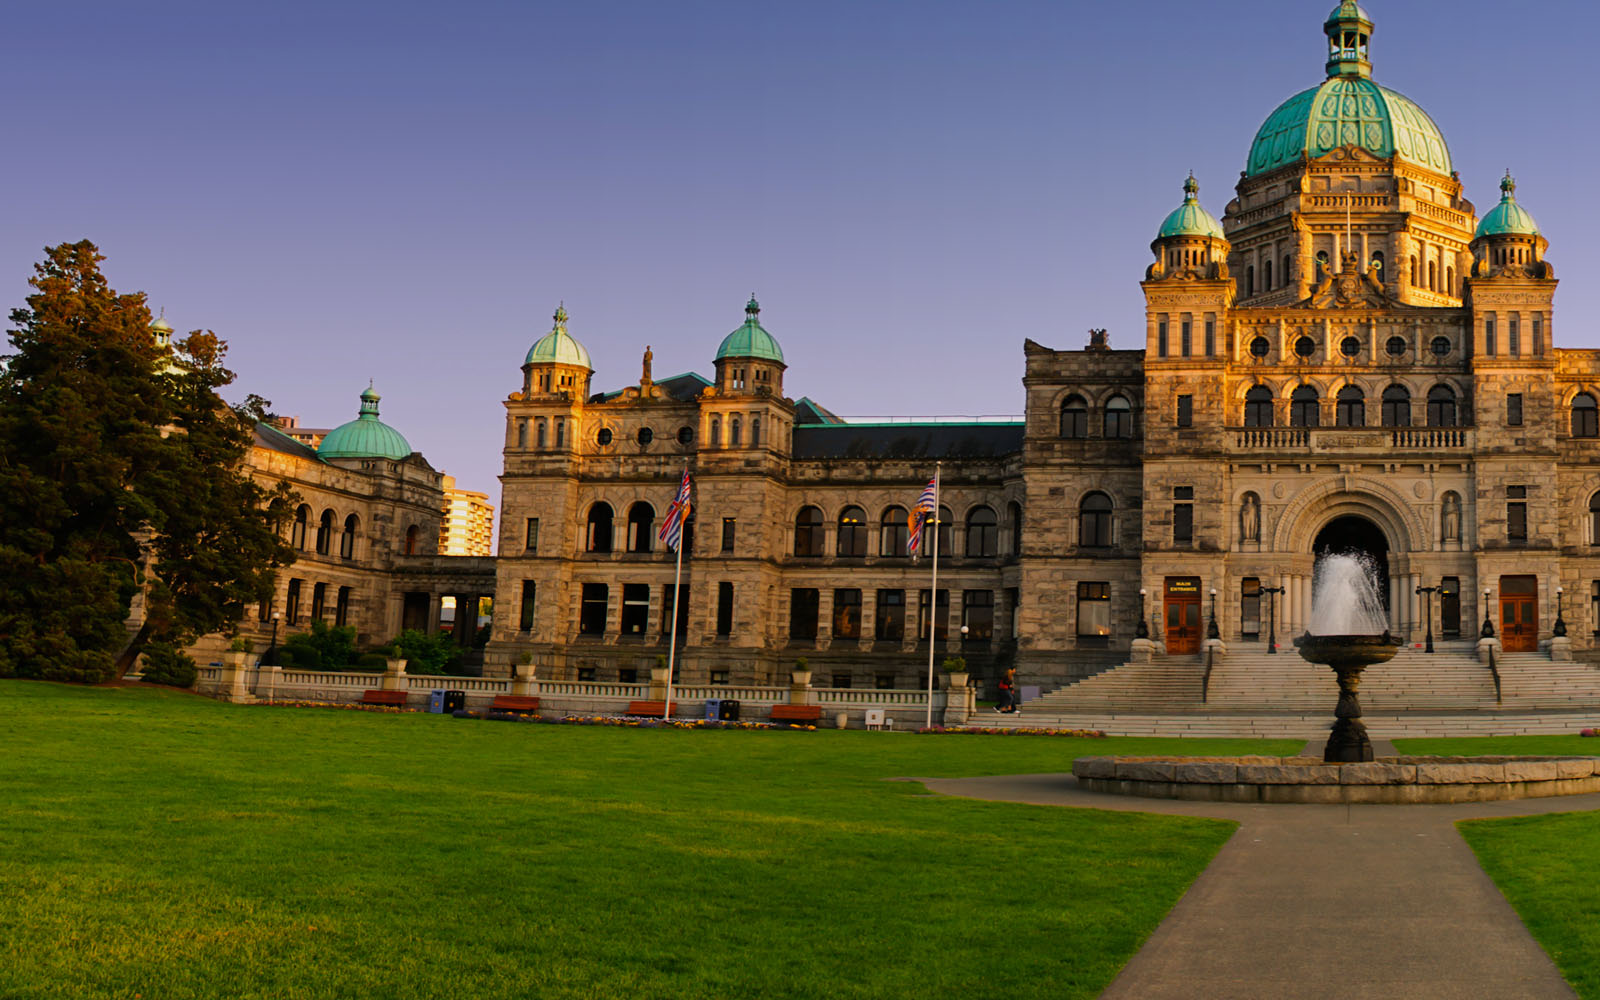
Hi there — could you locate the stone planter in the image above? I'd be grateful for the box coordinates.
[791,670,813,687]
[219,650,251,702]
[943,671,970,690]
[382,657,409,692]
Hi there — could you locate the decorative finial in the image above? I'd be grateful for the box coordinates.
[554,303,568,328]
[1501,170,1516,198]
[745,294,760,317]
[358,384,381,416]
[1183,173,1199,200]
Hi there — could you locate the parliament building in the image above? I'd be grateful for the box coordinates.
[484,3,1600,691]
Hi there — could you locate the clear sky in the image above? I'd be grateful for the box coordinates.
[7,1,1597,525]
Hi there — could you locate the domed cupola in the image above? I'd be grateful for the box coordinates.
[522,305,593,398]
[714,296,785,396]
[1471,172,1551,278]
[149,314,173,350]
[318,386,414,461]
[1147,175,1230,281]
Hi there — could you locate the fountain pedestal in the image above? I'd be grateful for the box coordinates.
[1294,633,1401,764]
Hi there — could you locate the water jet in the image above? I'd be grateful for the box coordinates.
[1295,552,1399,762]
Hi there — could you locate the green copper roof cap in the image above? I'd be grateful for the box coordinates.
[317,385,413,461]
[1156,174,1225,239]
[1247,7,1450,178]
[1475,171,1540,237]
[524,304,593,369]
[715,295,785,364]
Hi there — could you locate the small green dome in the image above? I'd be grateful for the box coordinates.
[1157,175,1224,239]
[149,316,172,333]
[1325,1,1371,28]
[1475,172,1540,237]
[524,305,593,369]
[318,386,413,461]
[1247,77,1450,178]
[715,295,785,364]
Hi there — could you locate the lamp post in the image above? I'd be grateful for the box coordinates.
[1259,585,1285,654]
[1481,588,1495,639]
[1207,587,1220,640]
[1415,584,1438,653]
[266,611,281,665]
[1136,588,1149,639]
[1554,585,1567,638]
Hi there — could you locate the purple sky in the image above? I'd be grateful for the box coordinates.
[8,2,1597,533]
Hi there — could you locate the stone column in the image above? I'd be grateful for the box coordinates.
[1388,576,1402,634]
[1409,574,1422,638]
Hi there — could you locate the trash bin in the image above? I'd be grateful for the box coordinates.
[704,698,724,721]
[443,690,467,713]
[427,689,447,714]
[718,699,740,722]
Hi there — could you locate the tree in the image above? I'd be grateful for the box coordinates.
[0,240,296,682]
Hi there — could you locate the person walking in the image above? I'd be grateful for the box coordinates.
[995,667,1019,714]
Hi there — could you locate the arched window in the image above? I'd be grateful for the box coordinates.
[340,514,358,560]
[626,501,654,553]
[794,506,824,557]
[965,506,998,558]
[1103,395,1133,438]
[291,504,310,549]
[586,502,614,553]
[1573,394,1599,438]
[1008,501,1023,557]
[934,505,953,556]
[1315,250,1330,283]
[404,525,419,555]
[1282,254,1293,287]
[516,420,527,448]
[751,416,761,447]
[1290,385,1320,427]
[1381,385,1411,427]
[1263,258,1273,290]
[1590,493,1600,546]
[880,506,908,558]
[1428,260,1437,291]
[1079,492,1113,548]
[731,417,742,446]
[1445,266,1455,295]
[1244,385,1274,427]
[709,417,720,447]
[1410,256,1419,286]
[1427,385,1457,428]
[1059,394,1088,438]
[1371,251,1385,278]
[1246,265,1255,297]
[1335,386,1365,427]
[837,505,867,557]
[315,509,335,555]
[536,419,547,449]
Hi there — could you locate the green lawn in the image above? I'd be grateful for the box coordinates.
[1401,735,1600,999]
[0,682,1300,999]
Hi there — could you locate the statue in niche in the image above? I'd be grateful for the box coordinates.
[1441,493,1461,541]
[1241,493,1261,542]
[641,345,653,383]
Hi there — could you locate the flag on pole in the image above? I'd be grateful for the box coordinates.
[658,468,693,551]
[906,477,937,557]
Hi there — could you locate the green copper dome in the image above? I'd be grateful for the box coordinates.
[318,387,413,461]
[1157,175,1224,239]
[1246,6,1451,178]
[524,305,593,369]
[1476,172,1540,237]
[715,296,784,364]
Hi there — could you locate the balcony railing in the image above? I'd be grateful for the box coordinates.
[1232,426,1472,451]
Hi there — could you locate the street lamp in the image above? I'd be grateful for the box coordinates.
[1207,587,1220,640]
[1136,588,1149,639]
[1481,588,1495,639]
[266,611,281,665]
[1555,585,1567,638]
[1259,585,1285,654]
[1415,584,1439,653]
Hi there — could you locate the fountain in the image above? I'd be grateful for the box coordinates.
[1294,552,1401,763]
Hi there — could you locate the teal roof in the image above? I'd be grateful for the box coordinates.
[1476,172,1540,237]
[715,295,785,364]
[1246,77,1450,178]
[317,387,413,461]
[1326,2,1371,28]
[1156,175,1224,239]
[525,305,593,368]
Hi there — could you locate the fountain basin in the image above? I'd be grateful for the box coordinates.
[1072,754,1600,804]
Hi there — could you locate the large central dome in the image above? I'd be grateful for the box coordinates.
[1245,2,1451,179]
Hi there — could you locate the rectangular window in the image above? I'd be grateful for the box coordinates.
[962,590,994,640]
[1441,577,1460,637]
[1241,577,1260,638]
[710,670,729,685]
[875,589,905,640]
[524,518,539,553]
[577,666,596,682]
[1076,582,1111,641]
[833,589,862,640]
[918,589,950,641]
[618,667,637,684]
[1157,320,1168,358]
[721,518,735,554]
[1506,393,1523,427]
[620,583,650,635]
[1534,315,1544,354]
[1180,320,1192,358]
[1509,316,1521,357]
[1173,486,1194,544]
[1592,582,1600,638]
[716,581,734,636]
[1507,485,1528,544]
[660,584,688,638]
[335,586,351,628]
[258,596,272,623]
[518,581,536,630]
[286,578,302,626]
[789,589,819,640]
[311,582,326,621]
[1485,316,1496,357]
[1204,319,1215,357]
[579,583,608,635]
[875,673,896,691]
[1007,587,1020,639]
[831,672,852,689]
[1176,394,1193,428]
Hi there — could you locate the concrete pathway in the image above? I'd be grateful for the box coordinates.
[921,772,1600,999]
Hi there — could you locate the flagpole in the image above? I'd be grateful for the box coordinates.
[664,464,687,723]
[924,462,942,729]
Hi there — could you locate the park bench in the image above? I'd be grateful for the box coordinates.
[489,695,541,716]
[361,689,408,708]
[769,705,823,725]
[625,700,675,717]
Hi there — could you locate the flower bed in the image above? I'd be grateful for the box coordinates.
[918,725,1107,738]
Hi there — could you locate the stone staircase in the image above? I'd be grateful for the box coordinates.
[1207,641,1496,712]
[1497,652,1600,707]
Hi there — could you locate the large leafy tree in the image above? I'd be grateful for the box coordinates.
[0,240,296,682]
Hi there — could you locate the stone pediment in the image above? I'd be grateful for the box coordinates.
[1307,144,1391,170]
[1296,252,1393,309]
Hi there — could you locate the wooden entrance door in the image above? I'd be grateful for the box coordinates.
[1499,576,1538,652]
[1164,577,1203,654]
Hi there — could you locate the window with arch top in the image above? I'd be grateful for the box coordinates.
[794,505,824,557]
[626,501,654,553]
[404,524,420,556]
[1102,395,1133,438]
[1079,492,1113,548]
[1244,385,1273,427]
[837,505,867,557]
[291,504,310,550]
[1590,493,1600,546]
[1008,501,1023,557]
[340,513,359,560]
[586,502,614,553]
[315,509,335,555]
[1059,394,1088,438]
[1573,393,1598,438]
[1290,385,1320,427]
[1382,384,1411,427]
[1335,386,1365,427]
[1426,385,1457,428]
[1315,250,1330,283]
[880,506,908,558]
[965,505,997,558]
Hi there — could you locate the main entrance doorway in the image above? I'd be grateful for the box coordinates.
[1164,577,1202,654]
[1500,576,1538,652]
[1312,515,1391,622]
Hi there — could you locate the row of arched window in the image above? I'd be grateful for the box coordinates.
[1059,395,1135,438]
[1409,255,1456,296]
[790,503,1021,559]
[1242,384,1462,428]
[291,505,362,559]
[584,501,662,553]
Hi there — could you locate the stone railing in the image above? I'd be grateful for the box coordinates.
[405,675,508,693]
[284,670,379,688]
[1232,427,1472,452]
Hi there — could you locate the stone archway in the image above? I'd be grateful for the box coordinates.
[1313,515,1390,614]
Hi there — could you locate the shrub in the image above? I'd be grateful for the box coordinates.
[140,642,198,688]
[281,620,356,671]
[941,656,967,672]
[383,629,457,675]
[353,652,390,670]
[227,635,252,653]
